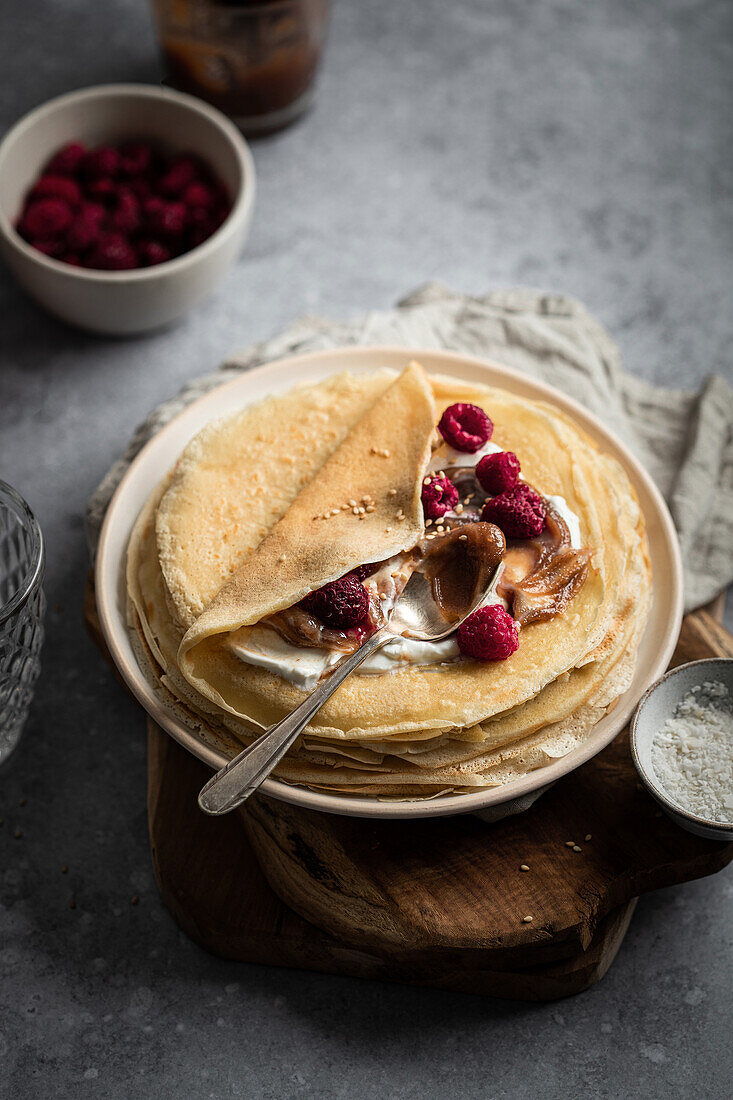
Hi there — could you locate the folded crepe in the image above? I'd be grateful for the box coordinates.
[126,360,651,796]
[173,359,605,737]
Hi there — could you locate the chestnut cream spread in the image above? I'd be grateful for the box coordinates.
[226,439,588,689]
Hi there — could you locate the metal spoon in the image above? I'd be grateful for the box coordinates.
[197,562,503,815]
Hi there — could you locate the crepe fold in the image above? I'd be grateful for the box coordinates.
[177,362,436,710]
[126,362,651,799]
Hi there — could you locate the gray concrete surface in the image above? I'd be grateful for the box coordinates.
[1,1,731,1097]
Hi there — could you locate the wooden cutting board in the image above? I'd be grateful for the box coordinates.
[134,602,733,1000]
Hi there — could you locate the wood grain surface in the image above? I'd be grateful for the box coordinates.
[137,602,733,999]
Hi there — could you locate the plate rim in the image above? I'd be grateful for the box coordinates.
[95,344,684,819]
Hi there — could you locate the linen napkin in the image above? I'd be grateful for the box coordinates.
[87,284,733,612]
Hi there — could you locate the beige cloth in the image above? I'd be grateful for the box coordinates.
[88,284,733,612]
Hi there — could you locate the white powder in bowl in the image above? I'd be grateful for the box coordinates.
[651,680,733,824]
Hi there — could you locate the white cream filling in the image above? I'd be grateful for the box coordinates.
[428,439,503,473]
[228,626,342,692]
[226,587,508,691]
[545,495,582,549]
[226,437,583,688]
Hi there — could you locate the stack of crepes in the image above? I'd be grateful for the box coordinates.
[127,362,651,798]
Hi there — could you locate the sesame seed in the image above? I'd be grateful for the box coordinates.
[522,915,533,923]
[426,519,433,527]
[572,845,582,853]
[352,508,360,515]
[424,477,432,486]
[565,841,575,847]
[388,488,397,496]
[585,834,592,841]
[455,503,464,514]
[385,527,392,532]
[520,864,530,872]
[397,514,406,521]
[366,505,375,513]
[348,499,357,507]
[357,506,365,514]
[458,534,468,541]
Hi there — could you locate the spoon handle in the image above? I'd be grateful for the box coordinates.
[197,628,390,816]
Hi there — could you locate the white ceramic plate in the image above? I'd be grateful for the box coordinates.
[96,346,683,819]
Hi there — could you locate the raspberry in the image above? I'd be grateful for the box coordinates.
[481,483,546,539]
[145,199,187,238]
[438,403,493,453]
[127,176,153,200]
[30,175,82,205]
[83,147,121,179]
[421,474,459,519]
[159,156,198,195]
[119,141,154,176]
[111,191,141,234]
[29,238,64,258]
[182,181,216,209]
[66,215,100,252]
[61,253,82,266]
[353,564,376,581]
[45,141,86,175]
[301,574,369,630]
[85,178,118,204]
[137,240,171,267]
[476,451,521,495]
[19,198,73,238]
[87,233,138,271]
[187,224,212,249]
[457,605,519,661]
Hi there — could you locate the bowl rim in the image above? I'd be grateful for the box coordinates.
[95,344,685,819]
[0,82,256,282]
[630,656,733,833]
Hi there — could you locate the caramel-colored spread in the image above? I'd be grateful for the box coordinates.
[497,505,590,627]
[417,522,505,624]
[265,605,370,654]
[266,494,587,655]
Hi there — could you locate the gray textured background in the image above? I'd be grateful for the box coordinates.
[1,1,732,1097]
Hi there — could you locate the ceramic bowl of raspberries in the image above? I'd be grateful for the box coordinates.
[0,84,255,335]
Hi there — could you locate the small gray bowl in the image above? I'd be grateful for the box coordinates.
[630,658,733,842]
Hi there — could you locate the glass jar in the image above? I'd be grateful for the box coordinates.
[151,0,332,135]
[0,480,45,765]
